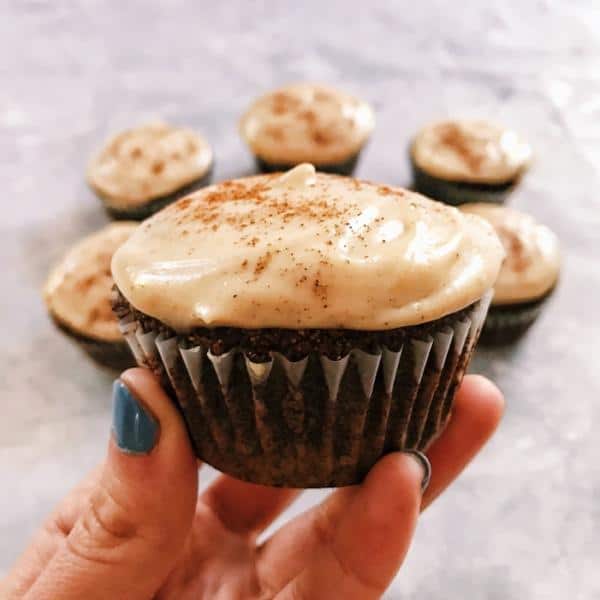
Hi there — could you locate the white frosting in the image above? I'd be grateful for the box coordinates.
[87,121,213,209]
[460,204,560,304]
[112,165,504,331]
[412,120,532,184]
[239,83,375,165]
[44,222,138,341]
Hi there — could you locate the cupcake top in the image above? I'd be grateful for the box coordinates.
[460,204,560,304]
[44,222,138,341]
[87,121,213,209]
[411,119,532,184]
[239,83,375,165]
[113,164,503,331]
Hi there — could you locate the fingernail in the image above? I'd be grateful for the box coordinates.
[403,450,431,492]
[112,380,158,454]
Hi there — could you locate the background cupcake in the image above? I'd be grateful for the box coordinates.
[239,83,375,175]
[87,121,213,220]
[44,222,138,369]
[411,119,532,205]
[111,164,503,487]
[460,203,560,344]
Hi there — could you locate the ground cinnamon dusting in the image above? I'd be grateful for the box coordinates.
[155,174,409,287]
[438,123,487,172]
[498,225,530,272]
[254,252,272,275]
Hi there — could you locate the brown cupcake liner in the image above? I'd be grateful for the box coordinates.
[117,291,491,487]
[479,294,549,345]
[51,316,135,371]
[410,157,517,206]
[254,152,361,176]
[99,165,214,221]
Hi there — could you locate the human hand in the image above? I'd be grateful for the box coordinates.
[1,369,503,599]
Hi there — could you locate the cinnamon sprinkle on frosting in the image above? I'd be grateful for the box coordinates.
[112,165,504,330]
[412,119,532,184]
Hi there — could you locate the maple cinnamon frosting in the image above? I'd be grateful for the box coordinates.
[239,83,375,165]
[112,164,504,331]
[87,121,213,210]
[460,204,560,304]
[44,222,138,341]
[412,120,532,184]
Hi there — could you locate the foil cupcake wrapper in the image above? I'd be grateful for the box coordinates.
[118,291,492,487]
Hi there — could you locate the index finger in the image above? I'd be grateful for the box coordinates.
[422,374,504,509]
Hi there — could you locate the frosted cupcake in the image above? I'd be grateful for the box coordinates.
[44,222,138,369]
[87,121,213,220]
[112,164,503,486]
[460,204,560,344]
[239,83,375,175]
[411,119,532,205]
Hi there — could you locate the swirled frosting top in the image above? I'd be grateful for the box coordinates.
[44,222,138,341]
[460,204,560,304]
[412,119,532,184]
[87,121,213,209]
[239,83,375,165]
[112,164,504,330]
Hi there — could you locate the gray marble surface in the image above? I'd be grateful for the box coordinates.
[1,1,599,598]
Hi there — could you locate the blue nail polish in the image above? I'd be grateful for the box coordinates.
[403,450,432,492]
[112,380,158,454]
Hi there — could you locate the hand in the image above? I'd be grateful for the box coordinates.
[1,369,503,599]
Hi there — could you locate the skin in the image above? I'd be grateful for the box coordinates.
[1,370,503,599]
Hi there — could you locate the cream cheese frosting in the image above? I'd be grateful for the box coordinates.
[460,204,560,304]
[112,164,503,331]
[239,83,375,165]
[44,222,138,341]
[412,120,532,184]
[87,121,213,209]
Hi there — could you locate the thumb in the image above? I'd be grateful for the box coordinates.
[28,369,198,600]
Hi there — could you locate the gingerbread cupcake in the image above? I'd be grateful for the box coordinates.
[112,164,503,486]
[87,121,213,220]
[44,222,138,369]
[411,119,532,205]
[460,204,560,344]
[239,83,375,175]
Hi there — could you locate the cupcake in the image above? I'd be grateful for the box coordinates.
[44,222,138,370]
[112,164,503,487]
[239,83,375,175]
[87,121,213,220]
[411,119,532,205]
[460,204,560,344]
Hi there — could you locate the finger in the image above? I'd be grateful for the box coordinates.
[0,469,102,598]
[26,369,198,600]
[201,476,300,536]
[256,486,355,593]
[422,374,504,509]
[259,374,503,592]
[276,453,424,600]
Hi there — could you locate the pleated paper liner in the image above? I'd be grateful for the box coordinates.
[99,166,214,221]
[254,152,361,176]
[410,158,517,206]
[116,291,492,487]
[479,294,550,345]
[51,316,135,371]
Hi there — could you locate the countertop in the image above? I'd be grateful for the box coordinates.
[1,1,599,597]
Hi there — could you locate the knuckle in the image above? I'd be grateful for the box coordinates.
[67,486,138,564]
[280,582,312,600]
[312,504,336,547]
[329,542,384,596]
